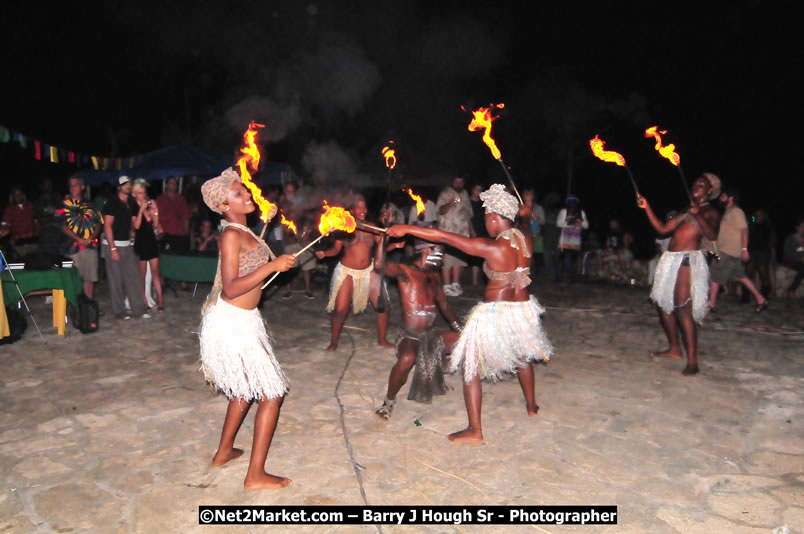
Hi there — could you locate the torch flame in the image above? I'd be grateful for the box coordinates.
[318,201,357,235]
[237,121,277,222]
[280,211,297,234]
[382,144,396,170]
[645,126,680,166]
[407,188,425,215]
[589,135,626,167]
[467,103,504,160]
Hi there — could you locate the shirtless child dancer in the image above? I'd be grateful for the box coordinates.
[316,196,392,351]
[637,174,722,375]
[375,225,462,420]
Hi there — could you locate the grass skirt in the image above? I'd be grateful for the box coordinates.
[199,298,289,401]
[326,261,372,315]
[450,296,553,382]
[397,326,447,404]
[650,250,709,324]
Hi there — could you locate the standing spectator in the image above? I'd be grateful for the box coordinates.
[708,188,768,312]
[556,195,589,284]
[783,216,804,298]
[156,177,191,252]
[132,179,164,313]
[469,183,488,287]
[281,211,317,299]
[2,188,38,260]
[407,193,438,225]
[281,181,305,208]
[60,176,103,299]
[436,176,473,296]
[746,208,774,300]
[102,176,150,320]
[541,193,561,281]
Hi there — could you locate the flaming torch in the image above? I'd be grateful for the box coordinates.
[644,126,692,203]
[589,135,640,196]
[235,121,296,239]
[407,188,425,217]
[261,202,356,289]
[465,103,523,204]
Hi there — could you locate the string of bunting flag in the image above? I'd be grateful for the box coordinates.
[0,124,144,170]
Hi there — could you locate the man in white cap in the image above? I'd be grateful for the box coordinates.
[101,176,150,319]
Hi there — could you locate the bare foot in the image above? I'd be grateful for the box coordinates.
[377,340,394,349]
[244,472,292,490]
[681,365,699,376]
[448,427,484,443]
[211,448,244,467]
[527,404,540,417]
[326,344,337,352]
[650,350,683,359]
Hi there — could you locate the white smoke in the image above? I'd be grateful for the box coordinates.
[224,95,302,143]
[301,139,364,187]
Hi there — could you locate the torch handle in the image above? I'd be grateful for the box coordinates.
[497,158,524,204]
[676,166,694,204]
[260,232,330,290]
[258,221,269,241]
[357,222,387,234]
[624,164,641,197]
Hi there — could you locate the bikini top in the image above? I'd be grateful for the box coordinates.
[222,221,275,276]
[483,228,532,290]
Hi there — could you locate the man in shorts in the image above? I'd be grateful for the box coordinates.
[60,176,102,299]
[707,188,768,312]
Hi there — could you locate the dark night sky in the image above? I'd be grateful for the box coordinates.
[1,1,798,252]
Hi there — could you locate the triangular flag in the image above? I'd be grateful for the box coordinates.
[102,158,109,170]
[68,151,75,163]
[34,140,42,160]
[17,134,27,149]
[115,158,122,170]
[0,126,9,143]
[128,156,135,168]
[91,156,99,170]
[50,145,59,163]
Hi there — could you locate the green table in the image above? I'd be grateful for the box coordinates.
[159,253,218,283]
[2,267,82,307]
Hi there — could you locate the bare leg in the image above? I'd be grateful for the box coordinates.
[736,276,767,307]
[471,265,480,286]
[440,330,460,353]
[651,304,683,359]
[369,272,393,348]
[83,280,94,299]
[442,267,452,286]
[244,395,291,490]
[517,362,539,416]
[328,276,353,351]
[303,271,312,297]
[452,265,463,287]
[449,372,483,443]
[708,281,720,309]
[674,266,699,375]
[138,260,148,306]
[377,340,416,420]
[150,258,164,309]
[212,398,251,466]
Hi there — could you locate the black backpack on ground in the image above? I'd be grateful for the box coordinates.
[0,305,27,345]
[69,293,99,334]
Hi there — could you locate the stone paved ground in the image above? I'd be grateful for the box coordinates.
[1,275,802,533]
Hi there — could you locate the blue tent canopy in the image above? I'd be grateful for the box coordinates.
[74,144,295,187]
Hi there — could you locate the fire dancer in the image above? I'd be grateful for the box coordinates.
[387,184,553,443]
[199,168,296,490]
[636,174,721,375]
[315,196,393,351]
[374,223,462,420]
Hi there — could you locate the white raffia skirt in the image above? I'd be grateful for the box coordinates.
[199,298,289,401]
[450,296,553,382]
[326,261,373,315]
[650,250,709,324]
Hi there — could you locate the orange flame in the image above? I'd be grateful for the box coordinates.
[407,188,425,215]
[280,211,297,234]
[467,103,504,160]
[645,126,680,166]
[589,135,626,167]
[318,201,357,235]
[382,143,396,170]
[237,121,277,222]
